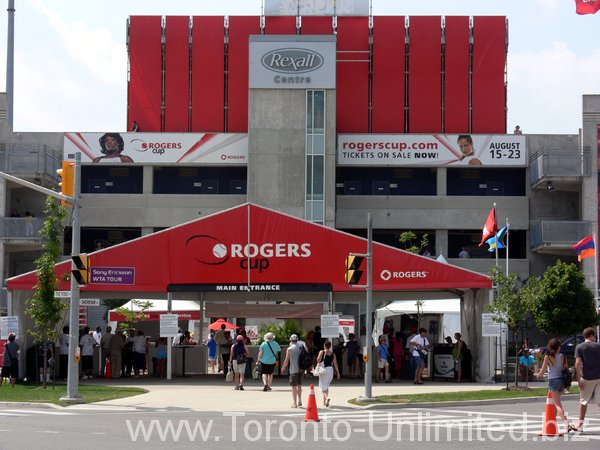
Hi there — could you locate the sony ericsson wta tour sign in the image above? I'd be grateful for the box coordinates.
[64,133,248,164]
[249,36,336,89]
[338,134,527,167]
[264,0,369,16]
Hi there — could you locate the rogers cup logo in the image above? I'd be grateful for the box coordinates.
[185,235,312,273]
[261,48,324,74]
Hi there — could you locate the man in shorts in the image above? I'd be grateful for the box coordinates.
[410,328,430,384]
[574,327,600,432]
[281,334,303,408]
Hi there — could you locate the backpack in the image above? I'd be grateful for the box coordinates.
[298,345,313,370]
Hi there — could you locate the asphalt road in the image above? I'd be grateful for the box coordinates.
[0,398,598,449]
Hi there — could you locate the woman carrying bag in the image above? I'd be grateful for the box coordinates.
[230,335,249,390]
[315,341,340,407]
[536,338,575,434]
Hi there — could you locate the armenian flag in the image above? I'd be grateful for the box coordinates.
[572,234,596,261]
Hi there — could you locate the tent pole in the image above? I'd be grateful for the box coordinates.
[167,291,173,380]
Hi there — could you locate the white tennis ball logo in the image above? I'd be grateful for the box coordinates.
[213,243,227,258]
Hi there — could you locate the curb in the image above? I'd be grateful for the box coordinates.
[357,393,579,410]
[0,401,62,409]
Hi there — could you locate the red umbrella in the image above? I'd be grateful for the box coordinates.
[209,318,239,330]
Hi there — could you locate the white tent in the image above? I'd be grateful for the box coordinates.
[373,299,461,345]
[108,299,201,321]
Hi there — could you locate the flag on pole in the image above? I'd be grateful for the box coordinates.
[479,207,498,246]
[575,0,600,15]
[573,234,596,261]
[486,226,508,252]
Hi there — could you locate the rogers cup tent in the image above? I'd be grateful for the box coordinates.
[373,299,461,345]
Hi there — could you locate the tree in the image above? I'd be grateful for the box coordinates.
[487,266,541,388]
[25,196,67,388]
[258,319,304,346]
[533,259,599,337]
[398,231,429,255]
[113,299,154,333]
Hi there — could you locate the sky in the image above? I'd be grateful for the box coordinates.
[0,0,598,134]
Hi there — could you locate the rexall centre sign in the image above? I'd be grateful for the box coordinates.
[249,36,336,89]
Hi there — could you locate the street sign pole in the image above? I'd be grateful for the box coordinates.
[364,213,374,399]
[61,152,84,403]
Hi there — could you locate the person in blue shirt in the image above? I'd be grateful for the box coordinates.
[206,333,218,374]
[376,335,391,383]
[257,332,281,391]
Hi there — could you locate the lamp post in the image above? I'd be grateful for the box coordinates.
[0,153,83,402]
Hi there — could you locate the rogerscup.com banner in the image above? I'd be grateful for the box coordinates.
[337,134,527,167]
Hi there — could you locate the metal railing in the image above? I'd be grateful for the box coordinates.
[0,217,45,240]
[0,143,62,180]
[529,147,591,186]
[530,220,591,249]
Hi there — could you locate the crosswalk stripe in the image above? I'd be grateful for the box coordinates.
[1,409,77,415]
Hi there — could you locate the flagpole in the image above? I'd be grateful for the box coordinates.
[494,202,498,267]
[594,226,599,340]
[505,218,509,276]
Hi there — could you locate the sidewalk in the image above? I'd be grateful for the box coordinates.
[73,375,549,412]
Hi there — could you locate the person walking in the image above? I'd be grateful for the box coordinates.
[257,332,280,391]
[155,337,167,378]
[281,334,303,408]
[376,335,392,383]
[1,333,20,387]
[573,327,600,433]
[410,328,430,384]
[230,335,249,390]
[221,331,233,379]
[58,326,69,380]
[316,341,340,407]
[536,338,574,434]
[79,326,95,380]
[206,333,217,374]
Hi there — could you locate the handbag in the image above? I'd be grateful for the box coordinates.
[312,361,326,377]
[252,362,261,381]
[225,370,234,382]
[236,353,247,364]
[563,366,572,388]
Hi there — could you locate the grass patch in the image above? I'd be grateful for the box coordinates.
[0,383,147,406]
[350,387,579,406]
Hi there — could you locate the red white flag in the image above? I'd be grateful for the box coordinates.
[479,208,498,246]
[575,0,600,15]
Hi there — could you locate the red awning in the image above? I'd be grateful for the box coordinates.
[7,203,491,293]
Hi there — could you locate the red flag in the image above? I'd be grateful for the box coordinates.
[479,208,498,246]
[575,0,600,15]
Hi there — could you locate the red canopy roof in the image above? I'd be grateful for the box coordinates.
[7,203,491,292]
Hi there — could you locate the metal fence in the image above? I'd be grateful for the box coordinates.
[529,147,591,185]
[530,220,592,249]
[0,143,62,178]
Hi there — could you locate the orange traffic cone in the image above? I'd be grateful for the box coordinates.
[539,391,563,436]
[105,357,112,379]
[305,384,320,422]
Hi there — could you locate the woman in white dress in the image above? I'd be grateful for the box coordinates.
[316,341,340,407]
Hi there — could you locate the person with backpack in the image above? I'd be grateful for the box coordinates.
[230,335,249,390]
[1,333,20,387]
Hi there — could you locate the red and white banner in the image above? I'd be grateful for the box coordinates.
[8,204,491,293]
[338,134,526,167]
[109,310,200,322]
[575,0,600,15]
[64,132,248,164]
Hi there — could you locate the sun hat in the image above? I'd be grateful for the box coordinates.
[290,334,298,342]
[265,332,275,341]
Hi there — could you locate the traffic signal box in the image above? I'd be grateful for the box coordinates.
[345,255,365,285]
[56,160,74,206]
[72,254,90,285]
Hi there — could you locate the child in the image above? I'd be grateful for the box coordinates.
[206,333,217,373]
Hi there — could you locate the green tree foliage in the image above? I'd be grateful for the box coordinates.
[398,231,429,255]
[487,266,541,386]
[114,299,154,332]
[258,319,304,345]
[533,260,599,336]
[25,196,67,388]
